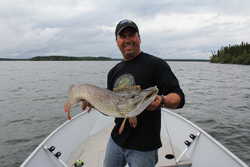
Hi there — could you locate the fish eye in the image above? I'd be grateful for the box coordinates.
[145,92,154,99]
[133,100,141,107]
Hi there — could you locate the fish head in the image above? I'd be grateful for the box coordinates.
[118,86,159,117]
[130,86,158,106]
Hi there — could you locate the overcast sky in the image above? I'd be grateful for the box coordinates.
[1,0,249,59]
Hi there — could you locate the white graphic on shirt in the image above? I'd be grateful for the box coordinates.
[114,73,135,89]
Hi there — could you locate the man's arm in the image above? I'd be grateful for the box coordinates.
[153,58,185,110]
[146,93,181,111]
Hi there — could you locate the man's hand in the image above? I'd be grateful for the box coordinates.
[80,100,93,112]
[147,93,181,111]
[67,111,72,120]
[146,95,162,111]
[163,93,181,109]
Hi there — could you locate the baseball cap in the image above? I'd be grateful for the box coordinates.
[115,19,139,37]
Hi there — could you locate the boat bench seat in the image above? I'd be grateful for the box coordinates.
[160,161,192,167]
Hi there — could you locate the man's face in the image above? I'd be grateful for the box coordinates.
[116,27,141,61]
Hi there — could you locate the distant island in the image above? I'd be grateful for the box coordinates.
[0,55,209,62]
[30,56,114,61]
[0,56,115,61]
[210,42,250,65]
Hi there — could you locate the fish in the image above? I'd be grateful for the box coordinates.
[64,84,158,120]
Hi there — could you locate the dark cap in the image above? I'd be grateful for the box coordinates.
[115,19,139,37]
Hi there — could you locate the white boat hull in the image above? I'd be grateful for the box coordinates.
[21,108,248,167]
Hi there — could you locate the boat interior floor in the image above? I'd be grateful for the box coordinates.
[67,127,192,167]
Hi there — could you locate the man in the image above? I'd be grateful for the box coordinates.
[103,19,185,167]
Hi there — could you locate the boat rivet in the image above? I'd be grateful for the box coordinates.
[184,140,191,146]
[48,146,55,152]
[190,134,196,140]
[54,152,61,158]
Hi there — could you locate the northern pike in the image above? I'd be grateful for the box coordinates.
[64,84,158,119]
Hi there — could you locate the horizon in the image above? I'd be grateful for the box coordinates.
[0,55,210,61]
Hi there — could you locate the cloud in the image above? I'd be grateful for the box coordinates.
[0,0,250,59]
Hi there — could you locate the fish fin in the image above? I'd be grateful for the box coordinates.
[64,102,72,120]
[128,117,137,128]
[113,85,141,92]
[118,118,127,134]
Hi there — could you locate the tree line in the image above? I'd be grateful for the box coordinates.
[0,56,114,61]
[30,56,112,61]
[210,42,250,65]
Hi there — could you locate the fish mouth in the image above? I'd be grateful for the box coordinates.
[143,86,159,99]
[126,86,158,117]
[132,89,157,107]
[145,89,158,100]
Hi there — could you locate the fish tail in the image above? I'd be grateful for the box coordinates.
[64,102,72,120]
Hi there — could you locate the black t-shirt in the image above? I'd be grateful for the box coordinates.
[107,52,185,151]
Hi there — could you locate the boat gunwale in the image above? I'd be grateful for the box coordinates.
[162,108,248,167]
[20,111,89,166]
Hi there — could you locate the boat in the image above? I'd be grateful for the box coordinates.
[21,108,248,167]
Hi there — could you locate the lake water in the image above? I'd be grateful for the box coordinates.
[0,61,249,166]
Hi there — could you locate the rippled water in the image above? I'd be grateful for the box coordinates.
[0,61,249,166]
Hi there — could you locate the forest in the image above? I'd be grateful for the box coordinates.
[210,42,250,65]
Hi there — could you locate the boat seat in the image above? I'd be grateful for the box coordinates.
[159,161,192,167]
